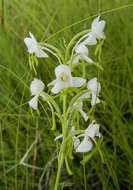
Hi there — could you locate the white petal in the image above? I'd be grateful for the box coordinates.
[29,95,38,110]
[76,137,93,153]
[87,77,101,94]
[24,38,36,54]
[71,126,81,147]
[91,16,100,28]
[85,120,100,139]
[55,65,71,79]
[91,16,106,39]
[71,77,86,87]
[83,55,94,63]
[75,44,88,56]
[82,32,97,45]
[51,81,64,94]
[54,134,63,141]
[78,102,88,121]
[40,93,46,99]
[95,21,106,38]
[30,78,44,96]
[91,93,100,106]
[72,55,81,64]
[35,47,48,58]
[24,32,37,54]
[94,124,101,138]
[47,80,57,87]
[72,126,75,131]
[29,32,37,44]
[72,136,80,148]
[79,109,89,122]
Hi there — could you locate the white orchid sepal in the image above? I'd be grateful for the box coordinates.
[29,78,45,110]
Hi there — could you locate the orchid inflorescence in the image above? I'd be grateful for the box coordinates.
[24,15,106,190]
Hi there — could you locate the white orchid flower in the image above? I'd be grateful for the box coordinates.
[80,77,101,106]
[76,120,101,153]
[87,77,101,106]
[29,78,45,110]
[72,44,93,64]
[83,16,106,46]
[91,16,106,39]
[48,64,86,94]
[24,32,48,58]
[74,16,105,48]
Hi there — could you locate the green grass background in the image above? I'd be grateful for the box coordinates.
[0,0,133,189]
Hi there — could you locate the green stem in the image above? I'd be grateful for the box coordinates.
[63,94,67,135]
[54,152,65,190]
[83,157,87,190]
[82,61,86,78]
[54,94,67,190]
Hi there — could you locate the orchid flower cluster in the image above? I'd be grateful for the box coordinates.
[24,16,106,190]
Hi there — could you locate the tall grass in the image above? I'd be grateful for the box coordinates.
[0,0,133,189]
